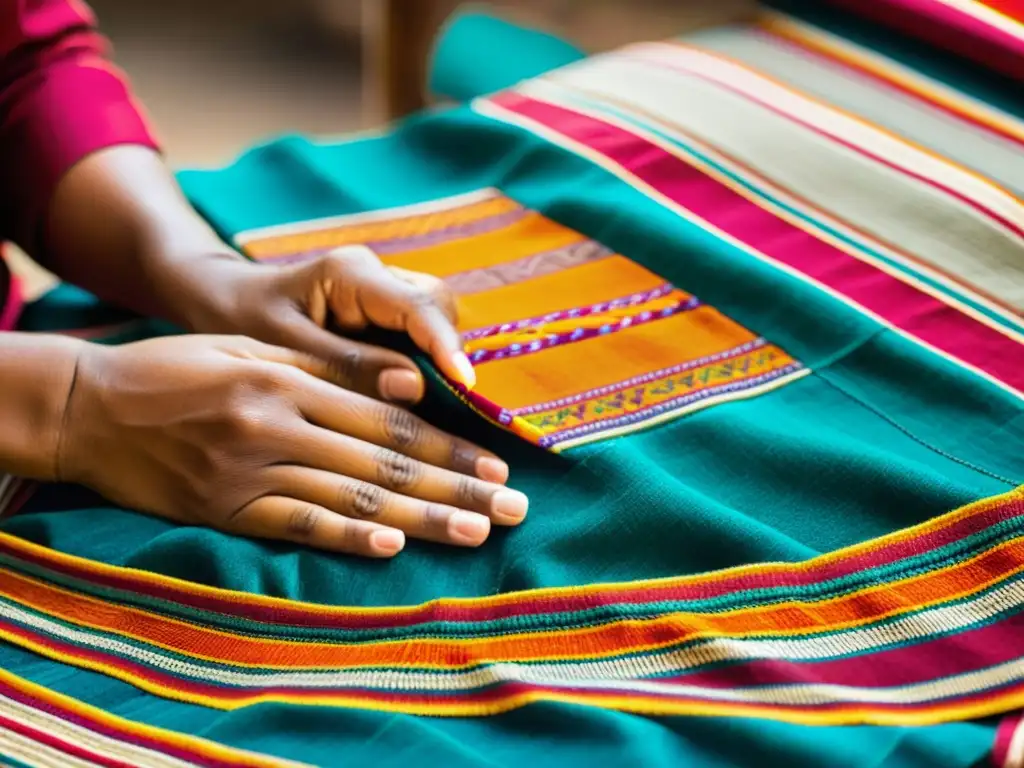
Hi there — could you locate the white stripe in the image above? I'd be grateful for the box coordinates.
[0,727,100,768]
[1,562,1022,706]
[628,43,1024,236]
[936,0,1024,39]
[233,188,506,245]
[473,95,1024,402]
[544,54,1024,309]
[0,693,196,768]
[521,74,1024,339]
[1005,714,1024,768]
[761,13,1024,139]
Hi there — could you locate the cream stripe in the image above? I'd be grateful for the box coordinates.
[522,76,1024,337]
[513,77,1024,340]
[474,95,1024,400]
[759,13,1024,141]
[1006,715,1024,768]
[233,187,506,245]
[624,44,1024,232]
[0,727,102,768]
[936,0,1024,37]
[683,25,1024,196]
[547,53,1024,309]
[1,562,1022,701]
[0,693,195,768]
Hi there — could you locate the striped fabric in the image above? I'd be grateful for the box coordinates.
[0,488,1022,723]
[476,12,1024,402]
[0,668,306,768]
[819,0,1024,82]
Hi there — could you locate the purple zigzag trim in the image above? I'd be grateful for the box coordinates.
[539,362,806,448]
[510,338,769,417]
[463,282,677,342]
[469,295,700,366]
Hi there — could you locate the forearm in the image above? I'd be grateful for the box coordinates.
[0,333,84,480]
[44,145,247,331]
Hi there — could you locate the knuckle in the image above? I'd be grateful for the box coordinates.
[422,503,451,534]
[374,448,423,491]
[225,403,270,441]
[341,480,387,520]
[455,475,491,509]
[380,406,423,450]
[326,348,362,385]
[286,505,321,538]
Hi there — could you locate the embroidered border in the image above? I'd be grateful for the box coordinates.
[0,489,1022,724]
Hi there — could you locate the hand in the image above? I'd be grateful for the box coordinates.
[184,247,476,404]
[57,335,527,557]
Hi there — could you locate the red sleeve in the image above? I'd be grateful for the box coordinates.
[0,0,159,254]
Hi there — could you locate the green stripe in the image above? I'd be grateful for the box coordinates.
[1,522,1021,645]
[1,571,1021,688]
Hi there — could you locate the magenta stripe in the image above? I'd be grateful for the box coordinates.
[0,498,1020,632]
[994,710,1024,767]
[0,268,23,332]
[827,0,1024,84]
[489,92,1024,393]
[626,45,1024,241]
[671,610,1024,690]
[0,677,238,768]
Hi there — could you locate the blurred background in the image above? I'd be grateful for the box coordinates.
[10,0,754,295]
[87,0,754,166]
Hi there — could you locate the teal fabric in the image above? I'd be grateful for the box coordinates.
[2,9,1020,768]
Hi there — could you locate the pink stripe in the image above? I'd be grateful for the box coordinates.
[994,711,1023,767]
[0,712,133,768]
[489,91,1024,393]
[827,0,1024,83]
[1,497,1020,631]
[673,610,1024,689]
[627,45,1024,241]
[750,27,1024,150]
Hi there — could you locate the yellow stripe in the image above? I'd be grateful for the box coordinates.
[3,634,1024,726]
[0,669,305,767]
[758,13,1024,143]
[0,487,1020,621]
[2,536,1021,672]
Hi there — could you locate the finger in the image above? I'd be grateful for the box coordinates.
[231,322,426,404]
[226,496,406,557]
[322,247,476,389]
[266,467,492,547]
[292,382,511,484]
[270,433,527,525]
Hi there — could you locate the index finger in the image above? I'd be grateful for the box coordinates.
[325,248,477,389]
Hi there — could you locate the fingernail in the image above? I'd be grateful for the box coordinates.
[451,352,477,390]
[379,369,423,403]
[448,511,490,546]
[476,456,509,484]
[371,529,405,555]
[491,489,529,524]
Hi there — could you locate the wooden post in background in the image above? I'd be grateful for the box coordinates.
[362,0,450,124]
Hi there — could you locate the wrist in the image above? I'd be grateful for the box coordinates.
[0,334,88,481]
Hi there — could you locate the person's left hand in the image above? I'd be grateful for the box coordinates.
[183,247,477,405]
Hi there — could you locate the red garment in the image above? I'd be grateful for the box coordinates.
[0,0,158,328]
